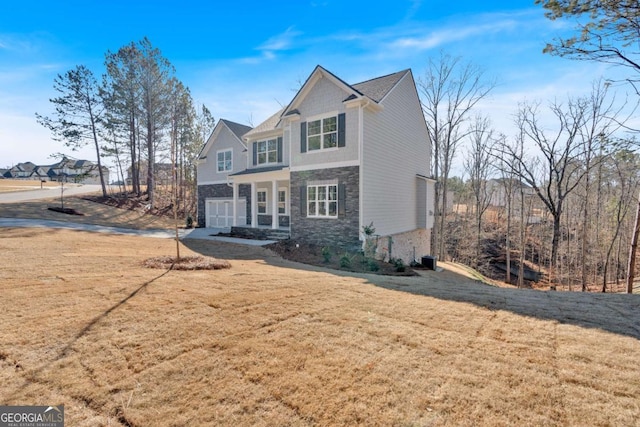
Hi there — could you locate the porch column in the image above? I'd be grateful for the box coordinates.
[251,182,257,227]
[232,182,238,227]
[271,180,278,229]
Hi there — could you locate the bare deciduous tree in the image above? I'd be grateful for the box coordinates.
[419,52,495,260]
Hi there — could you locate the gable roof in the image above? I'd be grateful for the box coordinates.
[220,119,253,141]
[198,119,252,160]
[351,69,409,103]
[281,65,410,120]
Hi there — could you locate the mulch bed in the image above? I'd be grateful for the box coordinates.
[267,240,418,276]
[143,255,231,270]
[47,206,85,216]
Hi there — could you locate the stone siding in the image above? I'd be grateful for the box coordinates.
[197,183,251,227]
[290,166,360,249]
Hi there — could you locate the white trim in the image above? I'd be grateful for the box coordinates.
[244,129,282,141]
[305,110,339,122]
[306,183,339,219]
[257,189,268,214]
[255,137,280,166]
[216,148,233,173]
[278,186,288,215]
[359,102,364,236]
[271,180,278,229]
[379,70,410,104]
[306,113,340,152]
[290,160,359,172]
[198,180,230,185]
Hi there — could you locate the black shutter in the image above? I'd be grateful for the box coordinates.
[300,122,307,153]
[252,142,257,166]
[337,113,346,147]
[300,185,307,216]
[338,183,346,217]
[277,137,283,163]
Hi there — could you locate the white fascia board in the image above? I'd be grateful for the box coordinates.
[243,129,283,143]
[344,96,382,112]
[289,160,360,172]
[198,179,230,185]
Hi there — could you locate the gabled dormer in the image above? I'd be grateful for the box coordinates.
[243,108,287,170]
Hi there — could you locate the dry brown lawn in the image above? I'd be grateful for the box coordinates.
[1,219,639,425]
[0,197,175,230]
[0,179,60,193]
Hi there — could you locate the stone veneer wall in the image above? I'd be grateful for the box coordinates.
[196,183,251,227]
[290,166,360,249]
[372,228,431,264]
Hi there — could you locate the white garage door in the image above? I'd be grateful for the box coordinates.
[205,199,246,228]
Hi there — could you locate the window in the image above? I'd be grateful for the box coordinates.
[307,184,338,218]
[278,189,287,215]
[307,116,337,151]
[257,190,267,214]
[217,149,232,172]
[257,139,278,165]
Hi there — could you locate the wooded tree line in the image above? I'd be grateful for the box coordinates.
[421,1,640,292]
[37,37,215,212]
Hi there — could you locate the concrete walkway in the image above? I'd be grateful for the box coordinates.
[0,218,276,246]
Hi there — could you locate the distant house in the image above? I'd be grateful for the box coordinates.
[486,178,543,223]
[3,158,108,184]
[197,65,436,263]
[126,163,173,186]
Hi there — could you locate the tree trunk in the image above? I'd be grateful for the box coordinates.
[625,191,640,294]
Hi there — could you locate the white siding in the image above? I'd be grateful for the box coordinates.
[290,77,359,169]
[197,125,247,184]
[361,72,431,236]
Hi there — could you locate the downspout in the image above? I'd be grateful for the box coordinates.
[358,99,369,242]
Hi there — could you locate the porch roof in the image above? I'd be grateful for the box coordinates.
[230,165,288,176]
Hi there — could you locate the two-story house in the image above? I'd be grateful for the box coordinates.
[197,65,435,263]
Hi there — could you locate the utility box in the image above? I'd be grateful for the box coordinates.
[421,255,437,270]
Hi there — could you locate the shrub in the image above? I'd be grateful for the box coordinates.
[390,257,406,272]
[322,246,332,263]
[366,258,380,272]
[340,253,353,269]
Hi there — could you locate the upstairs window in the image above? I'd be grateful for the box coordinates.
[253,137,283,166]
[217,149,232,172]
[300,113,345,153]
[308,116,337,151]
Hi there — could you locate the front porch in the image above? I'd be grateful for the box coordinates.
[230,225,290,241]
[229,165,291,232]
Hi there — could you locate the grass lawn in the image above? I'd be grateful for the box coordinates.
[0,220,639,425]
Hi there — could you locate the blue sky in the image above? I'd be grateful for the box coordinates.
[0,0,626,170]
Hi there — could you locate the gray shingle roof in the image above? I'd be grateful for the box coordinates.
[220,119,253,140]
[230,165,287,176]
[243,108,285,138]
[351,69,409,103]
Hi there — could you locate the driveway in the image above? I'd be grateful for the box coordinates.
[0,217,274,246]
[0,184,104,204]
